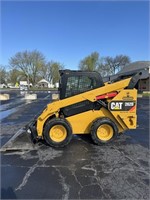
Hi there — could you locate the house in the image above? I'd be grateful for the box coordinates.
[103,61,150,92]
[37,79,53,88]
[0,83,7,88]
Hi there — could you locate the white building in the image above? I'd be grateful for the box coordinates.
[38,79,54,88]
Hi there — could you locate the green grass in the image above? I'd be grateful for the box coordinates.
[0,87,58,91]
[142,93,150,97]
[0,87,18,90]
[29,87,58,91]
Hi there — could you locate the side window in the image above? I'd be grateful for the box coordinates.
[79,76,97,90]
[65,76,97,98]
[65,76,79,97]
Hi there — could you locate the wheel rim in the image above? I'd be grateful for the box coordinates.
[49,125,67,142]
[97,124,113,141]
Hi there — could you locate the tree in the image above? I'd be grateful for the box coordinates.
[79,52,100,71]
[0,66,7,84]
[104,55,131,75]
[8,69,24,85]
[78,52,130,76]
[45,61,64,85]
[9,50,46,85]
[98,62,112,77]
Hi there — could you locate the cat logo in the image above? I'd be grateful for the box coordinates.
[109,101,136,111]
[110,102,123,110]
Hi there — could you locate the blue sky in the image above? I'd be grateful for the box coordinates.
[1,1,149,70]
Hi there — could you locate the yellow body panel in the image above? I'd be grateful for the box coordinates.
[66,108,124,134]
[36,77,137,137]
[109,89,137,129]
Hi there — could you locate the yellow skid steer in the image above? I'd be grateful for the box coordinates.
[1,70,142,150]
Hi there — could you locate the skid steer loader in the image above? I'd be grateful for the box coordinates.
[1,70,142,150]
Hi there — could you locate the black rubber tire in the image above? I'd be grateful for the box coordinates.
[43,118,72,147]
[91,117,118,145]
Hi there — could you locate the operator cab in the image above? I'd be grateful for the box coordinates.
[59,70,104,100]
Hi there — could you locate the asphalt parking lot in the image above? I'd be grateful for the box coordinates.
[0,90,149,199]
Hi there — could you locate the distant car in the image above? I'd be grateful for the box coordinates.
[20,85,28,91]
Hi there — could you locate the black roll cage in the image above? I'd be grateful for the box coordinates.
[59,70,104,100]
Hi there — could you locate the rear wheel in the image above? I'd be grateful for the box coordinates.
[91,117,118,145]
[43,118,72,147]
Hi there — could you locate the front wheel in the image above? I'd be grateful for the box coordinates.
[43,118,72,147]
[91,117,118,145]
